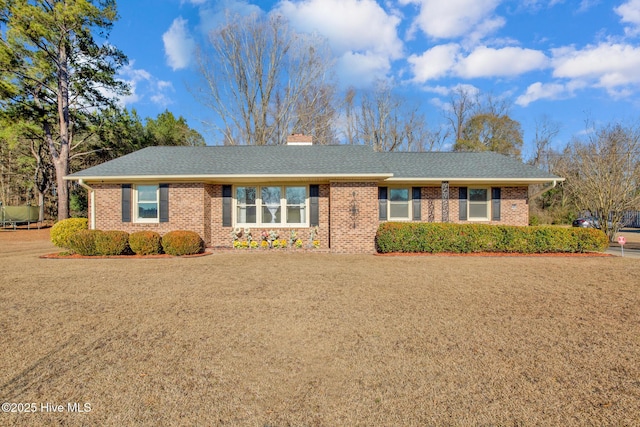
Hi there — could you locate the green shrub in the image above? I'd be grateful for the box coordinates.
[95,230,130,255]
[161,230,204,256]
[375,222,608,254]
[67,229,102,256]
[50,217,88,249]
[129,231,162,255]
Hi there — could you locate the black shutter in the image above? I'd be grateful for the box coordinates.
[122,184,131,223]
[222,185,232,227]
[378,187,388,221]
[459,187,468,221]
[309,185,319,226]
[159,184,169,223]
[412,187,421,221]
[492,187,501,221]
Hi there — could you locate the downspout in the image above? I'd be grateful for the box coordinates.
[77,179,95,230]
[529,180,558,201]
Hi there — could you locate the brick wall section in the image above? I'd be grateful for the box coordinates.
[329,182,378,253]
[445,186,528,226]
[208,184,330,249]
[92,183,208,239]
[90,182,529,253]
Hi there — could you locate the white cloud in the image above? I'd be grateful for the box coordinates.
[337,51,392,87]
[117,62,175,108]
[399,0,503,40]
[456,46,549,78]
[162,17,196,70]
[516,80,588,106]
[197,0,263,35]
[408,44,460,82]
[552,43,640,90]
[276,0,403,57]
[275,0,403,83]
[615,0,640,36]
[408,44,548,82]
[516,82,568,106]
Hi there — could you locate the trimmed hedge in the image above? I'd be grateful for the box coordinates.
[67,229,102,256]
[129,231,163,255]
[161,230,204,256]
[50,218,88,249]
[375,222,609,254]
[95,231,130,255]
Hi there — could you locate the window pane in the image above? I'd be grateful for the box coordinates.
[469,189,487,202]
[390,202,409,218]
[237,206,257,223]
[138,185,157,202]
[469,203,488,218]
[286,186,306,204]
[390,188,409,202]
[262,205,281,223]
[138,203,158,219]
[287,206,305,224]
[261,186,281,204]
[237,187,256,204]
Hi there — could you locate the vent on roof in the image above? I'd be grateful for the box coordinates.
[287,133,313,145]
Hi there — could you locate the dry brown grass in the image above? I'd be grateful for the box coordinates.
[1,229,640,426]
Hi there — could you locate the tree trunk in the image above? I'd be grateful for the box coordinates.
[38,190,45,222]
[55,40,71,220]
[53,157,69,219]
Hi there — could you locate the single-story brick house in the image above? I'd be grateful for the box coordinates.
[65,136,562,253]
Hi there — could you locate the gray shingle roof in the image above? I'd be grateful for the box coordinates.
[381,151,559,180]
[66,145,561,182]
[68,145,387,178]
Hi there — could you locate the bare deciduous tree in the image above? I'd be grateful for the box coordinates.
[530,115,561,170]
[559,123,640,241]
[195,12,337,145]
[346,81,434,152]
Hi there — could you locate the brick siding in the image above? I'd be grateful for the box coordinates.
[208,184,330,250]
[89,182,529,254]
[329,182,378,253]
[91,183,208,240]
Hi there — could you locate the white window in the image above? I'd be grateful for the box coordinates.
[235,185,308,227]
[286,187,306,224]
[236,186,257,224]
[388,188,411,220]
[468,188,489,220]
[135,185,159,222]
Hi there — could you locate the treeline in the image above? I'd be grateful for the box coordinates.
[0,108,203,219]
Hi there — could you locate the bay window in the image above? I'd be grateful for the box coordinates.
[235,185,308,226]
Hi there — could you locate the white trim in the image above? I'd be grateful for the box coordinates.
[134,184,160,223]
[467,187,490,221]
[233,184,310,228]
[78,179,95,229]
[387,187,412,221]
[384,177,564,184]
[65,173,393,182]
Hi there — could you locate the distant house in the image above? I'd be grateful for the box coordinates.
[65,135,562,253]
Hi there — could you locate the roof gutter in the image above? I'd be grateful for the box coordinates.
[64,173,395,183]
[528,179,560,200]
[384,177,565,185]
[77,179,96,230]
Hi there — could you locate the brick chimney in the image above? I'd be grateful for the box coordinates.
[286,133,313,145]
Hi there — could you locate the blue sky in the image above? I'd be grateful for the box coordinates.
[108,0,640,158]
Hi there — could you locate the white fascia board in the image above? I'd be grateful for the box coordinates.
[383,177,565,185]
[64,173,394,183]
